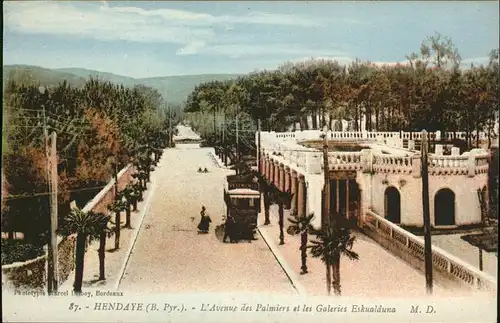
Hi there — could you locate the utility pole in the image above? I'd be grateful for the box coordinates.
[479,247,483,271]
[168,103,172,148]
[322,125,330,229]
[46,131,59,293]
[236,115,239,164]
[421,129,433,295]
[257,119,261,173]
[43,107,53,294]
[222,115,227,166]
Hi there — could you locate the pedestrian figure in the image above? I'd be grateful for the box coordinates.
[197,206,212,234]
[203,167,208,173]
[223,214,236,243]
[197,167,203,173]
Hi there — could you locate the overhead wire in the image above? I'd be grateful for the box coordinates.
[4,184,111,201]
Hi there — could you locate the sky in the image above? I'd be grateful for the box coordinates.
[3,1,499,79]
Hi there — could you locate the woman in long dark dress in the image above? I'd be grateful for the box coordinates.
[197,206,212,233]
[223,214,236,243]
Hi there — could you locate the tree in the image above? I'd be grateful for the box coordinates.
[253,172,273,225]
[308,217,359,296]
[107,197,128,250]
[132,182,144,204]
[287,212,315,274]
[58,207,109,294]
[120,185,137,228]
[419,32,461,70]
[266,184,293,245]
[97,214,114,281]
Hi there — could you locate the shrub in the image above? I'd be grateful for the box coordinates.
[1,240,45,265]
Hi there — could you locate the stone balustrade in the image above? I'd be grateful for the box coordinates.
[329,131,368,140]
[364,210,497,291]
[372,154,413,174]
[442,131,490,141]
[474,153,490,175]
[401,132,423,140]
[261,131,491,177]
[260,130,491,144]
[327,152,363,171]
[428,155,469,175]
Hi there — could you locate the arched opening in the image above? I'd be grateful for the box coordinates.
[384,186,401,224]
[434,188,455,226]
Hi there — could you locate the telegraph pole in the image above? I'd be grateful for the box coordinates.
[168,103,172,148]
[236,115,240,164]
[257,119,261,173]
[50,132,59,291]
[222,115,227,166]
[43,107,54,294]
[479,247,483,271]
[421,130,433,294]
[46,131,59,293]
[322,125,330,229]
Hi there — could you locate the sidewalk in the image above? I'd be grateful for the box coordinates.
[257,205,481,298]
[59,172,157,293]
[208,150,230,169]
[431,233,498,278]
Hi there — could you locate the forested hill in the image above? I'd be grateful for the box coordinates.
[3,65,242,105]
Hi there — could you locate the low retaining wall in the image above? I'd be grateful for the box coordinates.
[2,254,47,291]
[2,164,135,291]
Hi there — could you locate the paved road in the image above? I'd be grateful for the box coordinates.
[173,124,201,140]
[432,233,498,278]
[118,144,296,295]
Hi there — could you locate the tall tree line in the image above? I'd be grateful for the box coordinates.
[1,77,176,244]
[185,33,499,149]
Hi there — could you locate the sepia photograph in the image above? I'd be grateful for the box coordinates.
[2,1,498,322]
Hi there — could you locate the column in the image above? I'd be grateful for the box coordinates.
[284,166,290,192]
[261,156,265,175]
[290,171,298,215]
[336,179,340,216]
[267,157,272,180]
[297,175,306,217]
[346,179,350,219]
[269,159,274,183]
[358,189,363,227]
[279,164,285,191]
[274,162,280,185]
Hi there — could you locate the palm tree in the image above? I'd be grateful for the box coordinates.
[261,178,294,245]
[287,212,315,274]
[107,197,128,250]
[253,172,273,225]
[98,216,114,281]
[58,207,109,294]
[132,182,144,204]
[120,185,136,228]
[232,160,250,175]
[132,171,148,190]
[271,187,293,245]
[308,217,359,296]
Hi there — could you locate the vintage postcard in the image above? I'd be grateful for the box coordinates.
[1,1,498,322]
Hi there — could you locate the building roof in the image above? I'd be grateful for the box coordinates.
[226,188,260,197]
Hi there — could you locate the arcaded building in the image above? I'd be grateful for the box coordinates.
[257,130,490,230]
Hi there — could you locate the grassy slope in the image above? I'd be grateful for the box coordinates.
[4,65,242,104]
[3,65,87,88]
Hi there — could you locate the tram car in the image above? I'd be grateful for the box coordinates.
[223,173,260,242]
